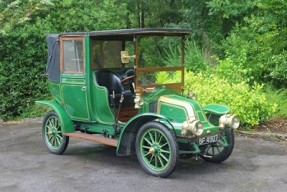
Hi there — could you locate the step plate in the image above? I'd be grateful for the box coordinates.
[64,132,118,147]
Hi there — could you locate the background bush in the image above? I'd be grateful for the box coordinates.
[157,71,277,127]
[1,0,287,126]
[0,0,127,120]
[185,72,277,127]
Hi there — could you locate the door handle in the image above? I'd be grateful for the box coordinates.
[81,85,86,91]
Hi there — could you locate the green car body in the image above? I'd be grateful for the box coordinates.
[37,28,240,177]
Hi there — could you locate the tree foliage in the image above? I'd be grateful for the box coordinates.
[0,0,128,120]
[208,0,287,87]
[1,0,287,122]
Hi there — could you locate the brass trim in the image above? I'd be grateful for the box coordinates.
[137,66,183,72]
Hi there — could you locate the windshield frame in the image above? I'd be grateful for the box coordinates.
[134,34,186,93]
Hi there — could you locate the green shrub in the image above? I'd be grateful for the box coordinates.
[164,40,209,72]
[264,86,287,119]
[157,71,277,127]
[0,0,128,121]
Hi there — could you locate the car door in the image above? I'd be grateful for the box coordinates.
[60,36,90,121]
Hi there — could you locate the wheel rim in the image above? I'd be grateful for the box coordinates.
[140,128,171,171]
[204,140,225,156]
[44,115,63,150]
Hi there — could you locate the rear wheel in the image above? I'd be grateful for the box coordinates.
[199,128,234,163]
[42,111,69,155]
[135,122,178,177]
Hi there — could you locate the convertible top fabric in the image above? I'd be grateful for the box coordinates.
[46,34,60,83]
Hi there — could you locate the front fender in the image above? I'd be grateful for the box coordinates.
[36,100,75,133]
[116,113,172,156]
[203,104,230,115]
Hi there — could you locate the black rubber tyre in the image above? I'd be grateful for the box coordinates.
[42,111,69,155]
[135,122,178,178]
[199,128,234,163]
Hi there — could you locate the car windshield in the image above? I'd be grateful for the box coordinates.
[90,34,184,92]
[136,36,183,89]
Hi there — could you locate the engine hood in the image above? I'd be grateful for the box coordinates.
[157,95,207,123]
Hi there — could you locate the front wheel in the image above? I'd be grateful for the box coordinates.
[135,122,178,177]
[199,128,234,163]
[42,111,69,155]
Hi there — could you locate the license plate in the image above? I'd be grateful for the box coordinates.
[198,134,219,146]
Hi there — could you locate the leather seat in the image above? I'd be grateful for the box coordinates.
[95,70,123,107]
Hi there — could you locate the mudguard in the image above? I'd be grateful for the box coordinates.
[203,104,230,115]
[116,113,173,156]
[35,100,75,133]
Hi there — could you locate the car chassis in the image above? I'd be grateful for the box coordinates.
[37,28,240,177]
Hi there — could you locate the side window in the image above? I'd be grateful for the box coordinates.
[62,39,84,73]
[91,40,122,69]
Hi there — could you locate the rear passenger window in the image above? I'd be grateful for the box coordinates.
[62,39,84,73]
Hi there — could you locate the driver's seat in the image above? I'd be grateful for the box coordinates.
[95,70,123,107]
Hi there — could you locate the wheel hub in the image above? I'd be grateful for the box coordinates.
[51,127,57,136]
[149,145,161,156]
[48,126,58,136]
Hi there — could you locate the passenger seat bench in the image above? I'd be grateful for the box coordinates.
[94,70,134,107]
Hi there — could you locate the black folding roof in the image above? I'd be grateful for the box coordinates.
[60,28,192,37]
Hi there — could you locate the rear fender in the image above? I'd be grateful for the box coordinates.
[116,113,173,156]
[36,100,74,133]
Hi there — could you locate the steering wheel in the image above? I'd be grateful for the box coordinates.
[121,75,135,84]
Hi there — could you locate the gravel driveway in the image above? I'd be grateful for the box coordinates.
[0,121,286,192]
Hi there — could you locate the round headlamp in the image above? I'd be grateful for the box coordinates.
[191,121,204,136]
[181,119,204,136]
[229,115,240,129]
[219,114,240,129]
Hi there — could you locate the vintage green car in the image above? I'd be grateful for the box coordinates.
[37,28,240,177]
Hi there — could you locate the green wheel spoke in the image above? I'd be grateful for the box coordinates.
[56,134,62,141]
[52,118,56,127]
[160,142,168,148]
[216,147,221,154]
[214,141,223,147]
[53,138,57,147]
[148,132,155,143]
[160,153,169,162]
[48,135,53,142]
[200,128,234,164]
[43,112,69,154]
[149,155,154,163]
[55,118,59,127]
[56,137,61,147]
[158,135,163,144]
[46,125,53,131]
[161,149,170,154]
[51,137,56,146]
[142,146,150,149]
[143,137,152,146]
[155,156,158,167]
[54,137,58,147]
[137,123,178,176]
[157,156,165,168]
[154,131,158,143]
[47,120,52,127]
[144,151,152,157]
[205,145,211,155]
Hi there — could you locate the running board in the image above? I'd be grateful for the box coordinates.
[63,132,118,147]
